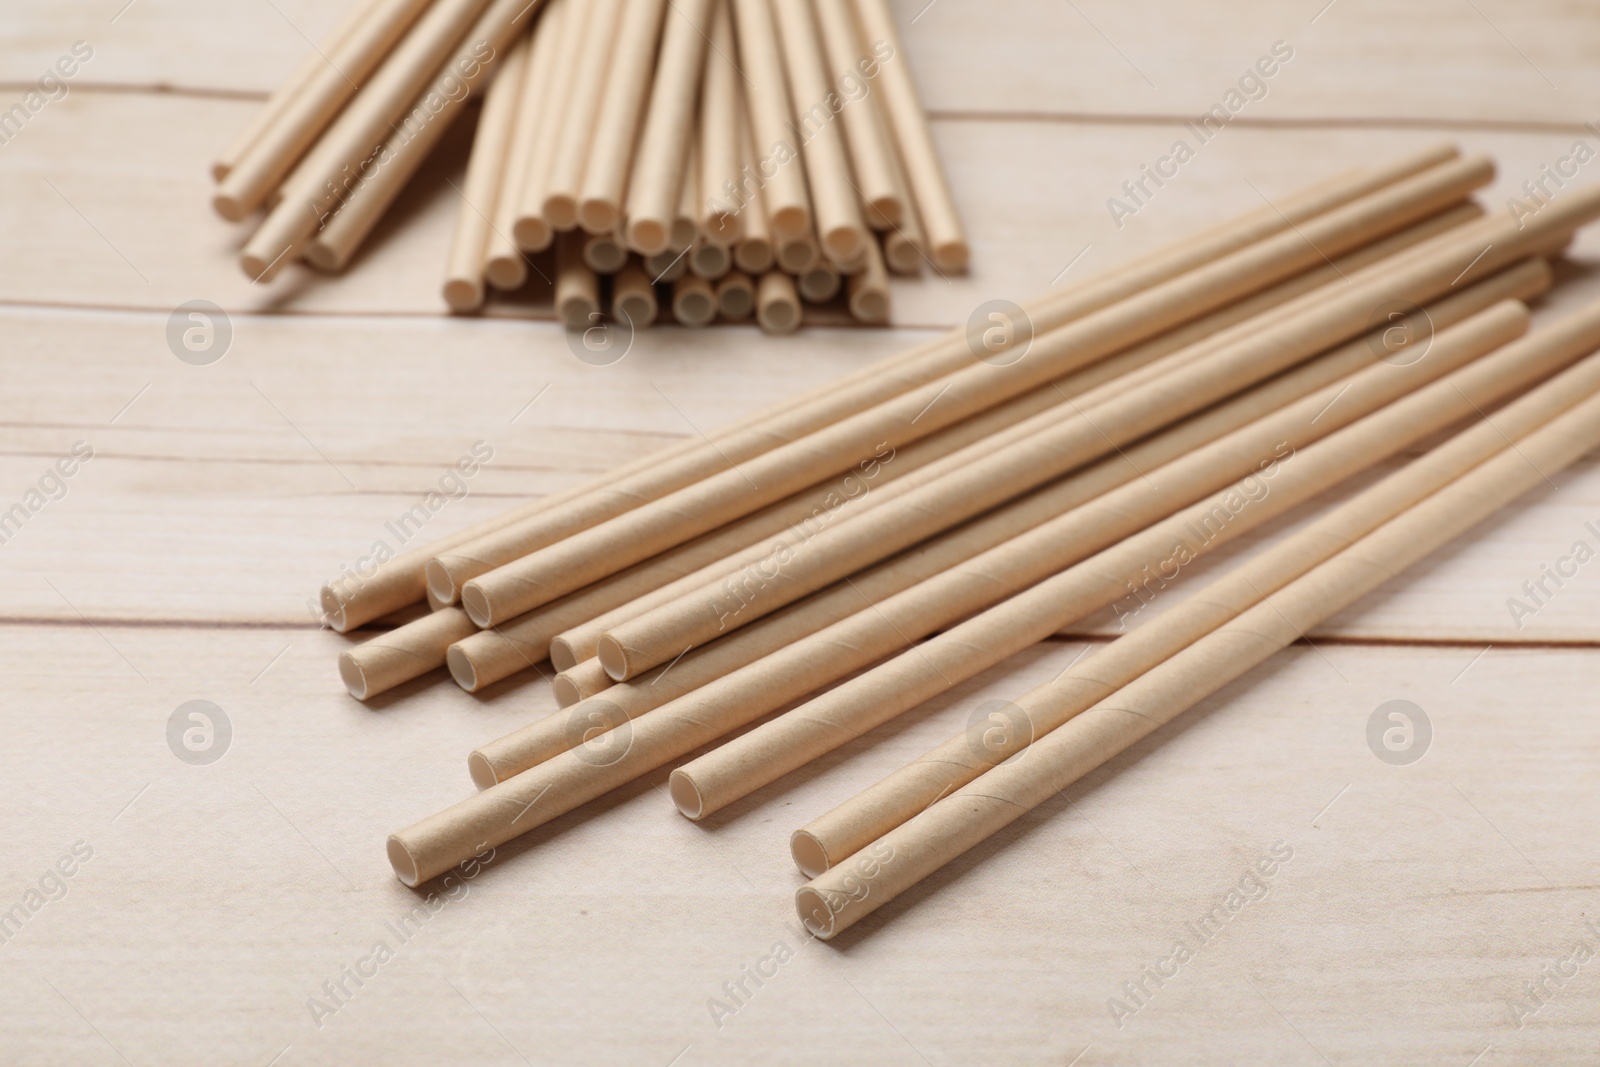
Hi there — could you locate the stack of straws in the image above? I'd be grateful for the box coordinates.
[210,0,967,333]
[319,144,1600,935]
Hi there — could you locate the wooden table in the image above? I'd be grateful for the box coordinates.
[3,2,1599,1063]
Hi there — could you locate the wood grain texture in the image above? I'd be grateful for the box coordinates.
[3,1,1600,1064]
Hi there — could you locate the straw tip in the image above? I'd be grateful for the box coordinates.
[467,751,498,791]
[551,673,582,708]
[578,200,617,235]
[442,277,485,313]
[794,886,837,940]
[627,219,670,256]
[667,769,704,820]
[932,241,971,273]
[387,834,422,887]
[337,650,370,702]
[789,830,831,878]
[319,586,350,632]
[595,635,629,682]
[446,645,479,692]
[211,191,247,222]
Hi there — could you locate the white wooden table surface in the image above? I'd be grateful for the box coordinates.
[2,2,1599,1064]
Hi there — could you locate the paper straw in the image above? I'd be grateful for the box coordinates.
[583,229,630,274]
[612,261,659,327]
[798,261,842,302]
[239,0,511,282]
[552,658,611,707]
[848,236,890,322]
[577,0,670,234]
[850,0,965,269]
[214,0,434,220]
[339,607,478,701]
[212,0,386,182]
[757,271,802,333]
[777,231,821,274]
[442,30,532,310]
[812,0,899,227]
[731,0,813,239]
[716,270,756,320]
[794,319,1600,875]
[327,146,1462,629]
[772,0,868,263]
[509,0,581,251]
[672,137,702,253]
[623,0,717,253]
[539,0,626,231]
[794,370,1600,937]
[673,275,719,326]
[460,159,1503,628]
[555,231,599,329]
[690,240,733,279]
[732,105,777,273]
[471,274,1535,780]
[698,0,744,245]
[645,248,689,283]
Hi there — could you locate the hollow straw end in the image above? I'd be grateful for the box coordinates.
[387,834,422,887]
[932,240,971,273]
[578,200,618,236]
[667,769,704,820]
[212,190,249,223]
[446,645,480,692]
[790,829,832,878]
[551,673,583,708]
[794,885,837,940]
[338,650,370,702]
[467,750,499,791]
[595,634,630,681]
[442,277,485,313]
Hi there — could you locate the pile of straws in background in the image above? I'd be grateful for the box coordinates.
[210,0,967,333]
[318,144,1600,936]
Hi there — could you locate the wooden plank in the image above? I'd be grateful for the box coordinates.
[6,92,1600,328]
[6,1,1597,127]
[1,627,1595,1063]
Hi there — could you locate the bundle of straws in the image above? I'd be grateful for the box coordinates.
[319,144,1600,935]
[211,0,967,333]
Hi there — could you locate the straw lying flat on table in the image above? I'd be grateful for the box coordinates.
[213,0,971,330]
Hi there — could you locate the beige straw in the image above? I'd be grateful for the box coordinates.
[794,370,1600,937]
[812,0,899,227]
[672,137,701,253]
[612,261,659,327]
[793,320,1600,874]
[756,271,802,333]
[578,0,670,235]
[777,231,821,274]
[798,261,842,302]
[552,658,612,706]
[772,0,868,263]
[212,0,385,181]
[470,275,1536,779]
[698,0,744,245]
[848,236,890,322]
[716,270,756,320]
[690,239,733,279]
[583,229,630,274]
[327,146,1460,629]
[850,0,966,269]
[645,248,689,283]
[624,0,717,253]
[509,0,581,251]
[541,0,626,231]
[239,0,514,282]
[339,607,478,701]
[214,0,433,220]
[731,0,813,239]
[673,275,719,326]
[555,231,599,328]
[732,107,777,273]
[442,31,532,310]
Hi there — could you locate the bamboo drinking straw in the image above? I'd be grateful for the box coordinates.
[691,239,733,279]
[470,276,1536,778]
[757,271,802,332]
[583,229,630,274]
[442,32,532,310]
[698,0,744,245]
[772,0,868,263]
[849,237,890,322]
[813,0,899,227]
[613,262,659,326]
[794,325,1600,872]
[733,110,777,273]
[578,0,670,234]
[391,308,1569,886]
[850,0,966,269]
[555,232,600,328]
[586,208,1539,672]
[717,270,756,319]
[331,146,1461,628]
[239,0,504,282]
[450,157,1496,622]
[674,275,719,325]
[214,0,433,220]
[483,0,567,284]
[731,0,813,240]
[541,0,625,230]
[510,0,582,251]
[794,375,1600,938]
[799,261,842,302]
[212,0,384,181]
[339,608,479,701]
[624,0,717,253]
